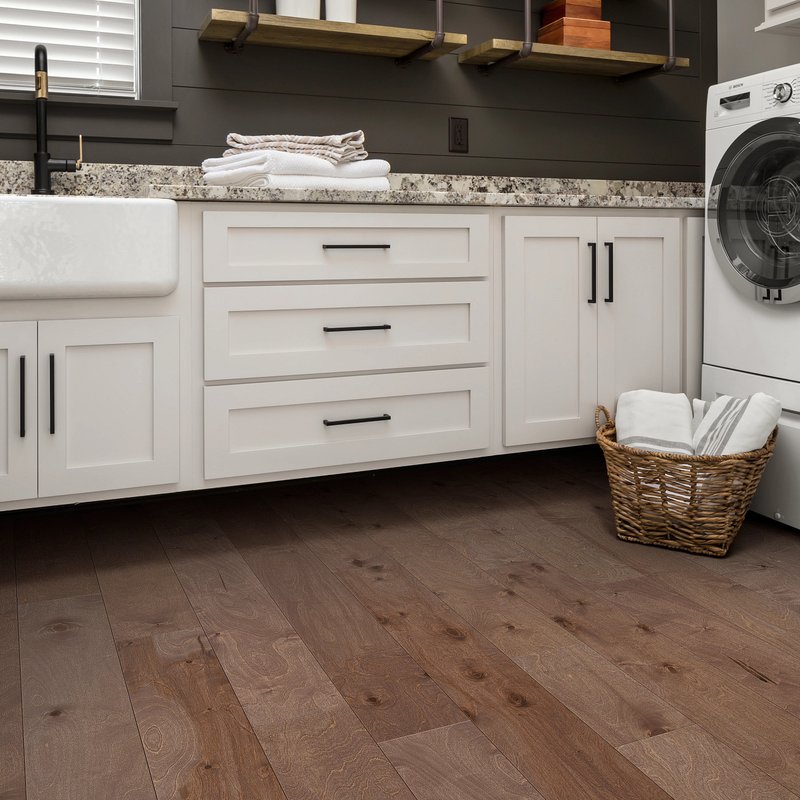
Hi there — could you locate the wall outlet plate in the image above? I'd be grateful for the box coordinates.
[449,117,469,153]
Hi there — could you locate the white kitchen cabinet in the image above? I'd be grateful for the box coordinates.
[756,0,800,34]
[37,316,180,498]
[504,215,683,446]
[596,217,682,409]
[0,322,37,502]
[504,216,599,445]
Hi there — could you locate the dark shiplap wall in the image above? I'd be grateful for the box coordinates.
[0,0,718,180]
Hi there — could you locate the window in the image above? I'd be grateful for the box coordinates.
[0,0,139,98]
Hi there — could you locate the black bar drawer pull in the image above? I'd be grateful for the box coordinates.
[19,356,25,439]
[323,324,392,333]
[322,244,391,250]
[49,354,55,435]
[323,413,391,427]
[604,242,615,303]
[588,242,597,304]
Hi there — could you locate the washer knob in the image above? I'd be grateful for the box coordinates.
[774,82,794,103]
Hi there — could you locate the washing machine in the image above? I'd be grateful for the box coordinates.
[704,65,800,528]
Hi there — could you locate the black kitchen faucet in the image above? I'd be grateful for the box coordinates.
[33,44,83,195]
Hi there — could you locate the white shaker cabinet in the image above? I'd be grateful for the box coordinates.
[0,322,38,502]
[37,316,180,498]
[504,215,683,446]
[595,217,682,410]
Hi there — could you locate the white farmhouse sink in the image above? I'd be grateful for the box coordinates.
[0,196,178,299]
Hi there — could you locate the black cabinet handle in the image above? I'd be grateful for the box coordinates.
[322,244,391,250]
[604,242,614,303]
[323,413,391,427]
[19,356,25,439]
[588,243,597,304]
[323,324,392,333]
[49,354,55,435]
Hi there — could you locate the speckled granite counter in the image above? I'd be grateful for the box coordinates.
[0,161,705,209]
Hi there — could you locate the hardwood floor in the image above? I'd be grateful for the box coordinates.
[3,446,800,800]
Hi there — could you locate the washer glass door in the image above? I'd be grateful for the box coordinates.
[709,117,800,302]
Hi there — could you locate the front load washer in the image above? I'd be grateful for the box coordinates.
[704,66,800,528]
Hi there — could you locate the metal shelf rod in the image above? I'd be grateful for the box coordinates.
[226,0,260,53]
[396,0,447,66]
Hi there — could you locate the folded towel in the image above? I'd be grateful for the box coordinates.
[693,393,780,456]
[615,390,694,455]
[224,131,367,164]
[202,150,390,178]
[203,166,390,192]
[692,398,709,436]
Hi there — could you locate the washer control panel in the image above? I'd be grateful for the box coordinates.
[764,76,800,108]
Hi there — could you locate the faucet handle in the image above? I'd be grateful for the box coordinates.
[75,134,84,170]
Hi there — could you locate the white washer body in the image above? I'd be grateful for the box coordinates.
[705,65,800,381]
[704,66,800,528]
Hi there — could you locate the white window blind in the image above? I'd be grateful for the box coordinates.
[0,0,139,97]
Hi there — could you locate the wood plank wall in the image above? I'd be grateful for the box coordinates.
[0,0,717,180]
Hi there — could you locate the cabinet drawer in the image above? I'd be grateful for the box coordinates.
[204,282,490,380]
[204,368,490,480]
[203,211,490,282]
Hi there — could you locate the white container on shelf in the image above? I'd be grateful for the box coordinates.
[325,0,356,23]
[276,0,321,19]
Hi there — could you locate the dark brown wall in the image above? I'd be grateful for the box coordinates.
[0,0,717,180]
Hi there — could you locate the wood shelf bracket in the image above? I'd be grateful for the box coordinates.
[395,0,447,66]
[225,0,259,52]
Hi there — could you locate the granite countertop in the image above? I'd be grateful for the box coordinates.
[0,161,705,209]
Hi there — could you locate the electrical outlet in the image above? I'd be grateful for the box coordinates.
[449,117,469,153]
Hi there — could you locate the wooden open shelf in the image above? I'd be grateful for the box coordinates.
[199,10,467,59]
[458,39,690,77]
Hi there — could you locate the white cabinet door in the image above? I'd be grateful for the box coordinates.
[0,322,37,502]
[597,217,682,411]
[38,317,180,498]
[504,216,599,445]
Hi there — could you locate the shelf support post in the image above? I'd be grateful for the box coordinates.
[225,0,260,53]
[482,0,534,74]
[396,0,447,66]
[616,0,678,81]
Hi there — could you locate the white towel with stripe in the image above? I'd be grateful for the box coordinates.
[203,166,390,191]
[615,390,694,455]
[202,149,390,178]
[692,393,780,456]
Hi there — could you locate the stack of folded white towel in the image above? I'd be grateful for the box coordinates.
[202,130,391,191]
[615,389,780,457]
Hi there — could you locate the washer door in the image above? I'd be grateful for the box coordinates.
[709,117,800,304]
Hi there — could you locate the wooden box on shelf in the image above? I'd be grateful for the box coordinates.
[537,17,611,49]
[540,0,602,27]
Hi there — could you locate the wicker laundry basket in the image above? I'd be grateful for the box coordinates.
[595,406,778,557]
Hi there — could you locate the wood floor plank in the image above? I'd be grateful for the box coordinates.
[151,500,414,800]
[339,483,689,747]
[117,630,286,800]
[376,476,800,793]
[0,528,24,800]
[619,725,799,800]
[87,510,287,800]
[380,721,544,800]
[375,467,644,586]
[14,514,98,604]
[268,487,673,800]
[208,492,466,743]
[482,557,800,792]
[599,576,800,718]
[19,594,155,800]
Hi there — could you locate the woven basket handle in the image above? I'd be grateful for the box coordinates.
[595,405,613,430]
